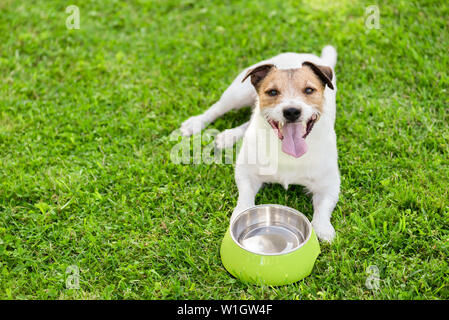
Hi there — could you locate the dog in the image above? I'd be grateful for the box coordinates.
[180,46,340,242]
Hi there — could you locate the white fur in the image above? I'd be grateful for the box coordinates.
[180,46,340,242]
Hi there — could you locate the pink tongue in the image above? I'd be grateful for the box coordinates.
[282,122,307,158]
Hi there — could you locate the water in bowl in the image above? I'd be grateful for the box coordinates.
[238,223,305,255]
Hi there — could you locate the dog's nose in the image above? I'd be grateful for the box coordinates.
[283,108,301,122]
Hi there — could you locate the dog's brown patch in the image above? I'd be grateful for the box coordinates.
[257,66,328,113]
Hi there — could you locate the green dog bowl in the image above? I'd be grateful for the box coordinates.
[220,204,320,286]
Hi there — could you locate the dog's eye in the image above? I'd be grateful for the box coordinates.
[266,89,279,97]
[304,87,315,94]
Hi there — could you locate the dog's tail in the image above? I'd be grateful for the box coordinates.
[321,45,337,69]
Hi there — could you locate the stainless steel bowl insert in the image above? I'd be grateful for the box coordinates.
[230,205,312,255]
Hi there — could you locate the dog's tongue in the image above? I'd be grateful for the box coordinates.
[282,122,307,158]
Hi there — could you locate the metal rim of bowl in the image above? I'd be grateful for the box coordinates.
[229,204,312,256]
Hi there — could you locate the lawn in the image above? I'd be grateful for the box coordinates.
[0,0,448,299]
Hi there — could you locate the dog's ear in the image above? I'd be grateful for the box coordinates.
[242,64,275,90]
[302,61,334,90]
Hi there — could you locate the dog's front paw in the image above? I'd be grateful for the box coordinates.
[312,219,336,243]
[180,115,206,136]
[215,130,238,149]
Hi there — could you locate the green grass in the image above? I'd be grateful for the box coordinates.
[0,0,448,299]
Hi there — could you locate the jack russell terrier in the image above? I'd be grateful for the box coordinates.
[180,46,340,242]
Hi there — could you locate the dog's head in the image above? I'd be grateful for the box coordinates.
[242,61,334,158]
